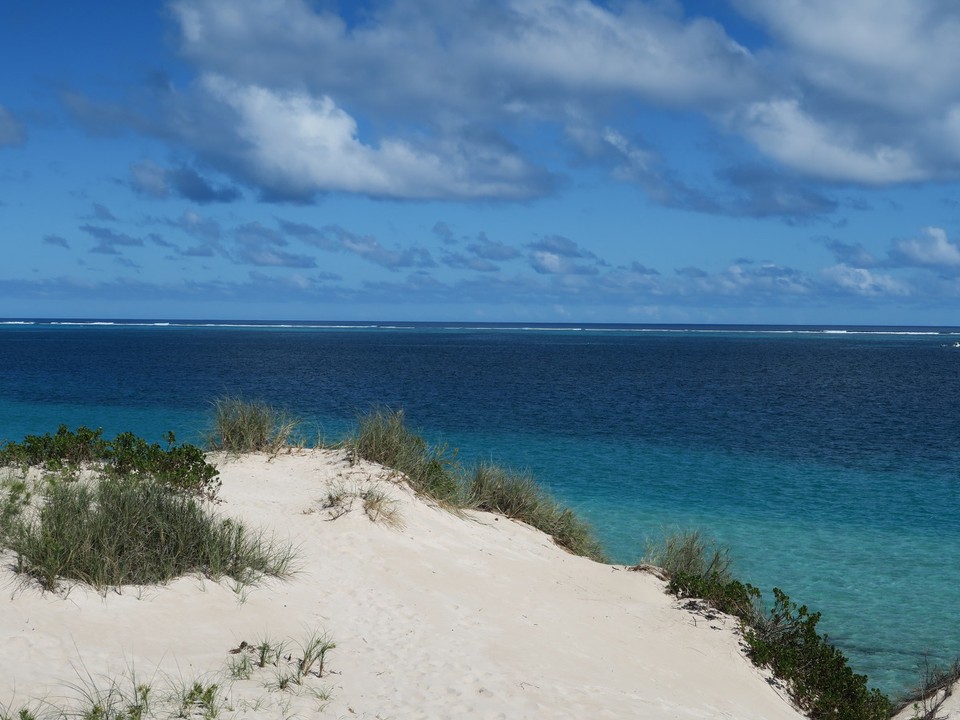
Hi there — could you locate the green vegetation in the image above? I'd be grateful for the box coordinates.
[0,425,292,592]
[645,532,892,720]
[0,426,220,501]
[643,529,734,585]
[7,475,294,591]
[345,408,607,561]
[207,396,300,455]
[467,463,607,561]
[346,407,459,501]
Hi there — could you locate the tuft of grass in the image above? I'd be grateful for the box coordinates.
[171,681,223,720]
[346,408,460,502]
[294,632,335,681]
[360,485,401,527]
[643,529,734,585]
[467,463,607,562]
[7,475,295,591]
[207,397,300,455]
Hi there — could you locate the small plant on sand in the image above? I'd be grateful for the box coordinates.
[207,397,300,455]
[321,482,354,520]
[360,485,401,526]
[7,475,295,590]
[173,681,222,720]
[294,632,336,682]
[467,463,607,562]
[346,408,460,502]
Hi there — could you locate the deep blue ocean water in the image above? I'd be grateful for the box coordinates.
[2,319,959,695]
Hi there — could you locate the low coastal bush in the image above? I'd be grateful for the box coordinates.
[207,397,300,455]
[467,463,607,562]
[346,408,460,501]
[0,426,221,501]
[8,474,294,590]
[649,532,892,720]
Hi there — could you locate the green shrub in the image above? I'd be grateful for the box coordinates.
[207,397,300,454]
[0,426,220,502]
[8,475,294,590]
[104,431,220,501]
[0,424,107,470]
[656,533,891,720]
[744,588,891,720]
[347,408,460,501]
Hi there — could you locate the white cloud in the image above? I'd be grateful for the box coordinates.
[724,2,960,181]
[141,0,960,200]
[821,264,909,296]
[201,75,544,200]
[892,227,960,268]
[728,99,924,184]
[172,0,758,114]
[734,1,960,110]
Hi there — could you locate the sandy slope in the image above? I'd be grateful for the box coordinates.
[1,450,811,719]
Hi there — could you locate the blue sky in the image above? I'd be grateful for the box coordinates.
[2,0,960,324]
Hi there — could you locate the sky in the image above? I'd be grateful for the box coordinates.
[2,0,960,325]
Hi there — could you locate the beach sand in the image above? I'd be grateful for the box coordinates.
[2,449,816,719]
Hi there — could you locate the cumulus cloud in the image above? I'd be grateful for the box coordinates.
[0,106,26,147]
[821,264,909,296]
[890,227,960,268]
[726,99,925,184]
[58,0,960,218]
[196,75,547,201]
[723,2,960,182]
[170,0,758,115]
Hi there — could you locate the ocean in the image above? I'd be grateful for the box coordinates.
[2,319,958,696]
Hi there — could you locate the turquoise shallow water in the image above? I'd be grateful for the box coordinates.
[2,320,959,695]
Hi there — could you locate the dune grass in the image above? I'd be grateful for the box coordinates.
[207,397,300,455]
[345,408,460,502]
[643,529,734,585]
[7,474,294,591]
[467,463,607,562]
[344,408,607,561]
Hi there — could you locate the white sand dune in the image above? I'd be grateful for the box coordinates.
[2,450,815,719]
